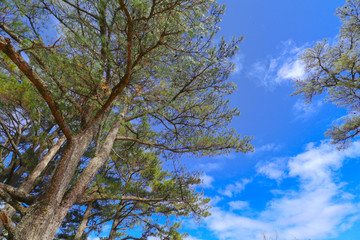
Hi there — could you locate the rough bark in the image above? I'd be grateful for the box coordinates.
[13,129,95,240]
[12,118,121,240]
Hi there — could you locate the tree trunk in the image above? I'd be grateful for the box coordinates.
[13,119,121,240]
[13,130,95,240]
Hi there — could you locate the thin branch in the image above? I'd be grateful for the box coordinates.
[77,193,174,204]
[0,119,22,159]
[60,0,98,19]
[18,38,61,53]
[115,136,233,153]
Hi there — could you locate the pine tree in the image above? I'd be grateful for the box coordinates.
[0,0,252,239]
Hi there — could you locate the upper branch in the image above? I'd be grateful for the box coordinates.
[0,36,73,140]
[77,193,174,205]
[85,0,134,128]
[115,136,237,153]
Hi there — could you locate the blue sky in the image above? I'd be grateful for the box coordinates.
[175,0,360,240]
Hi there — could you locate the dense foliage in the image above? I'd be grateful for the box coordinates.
[0,0,252,239]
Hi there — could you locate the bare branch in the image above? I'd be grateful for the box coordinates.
[0,182,37,205]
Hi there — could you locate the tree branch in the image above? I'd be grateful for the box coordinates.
[61,117,124,209]
[0,36,73,140]
[0,119,22,160]
[0,182,37,205]
[85,0,134,128]
[115,136,235,153]
[77,193,175,205]
[0,212,16,239]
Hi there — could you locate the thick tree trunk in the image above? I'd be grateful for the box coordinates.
[12,119,121,240]
[13,130,95,240]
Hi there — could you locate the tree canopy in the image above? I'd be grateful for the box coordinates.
[0,0,252,239]
[294,0,360,148]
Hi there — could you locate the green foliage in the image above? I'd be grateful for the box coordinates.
[293,0,360,147]
[0,0,252,238]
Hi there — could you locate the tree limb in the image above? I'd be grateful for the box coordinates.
[0,182,37,205]
[77,193,175,205]
[0,36,73,140]
[0,212,16,239]
[115,136,235,153]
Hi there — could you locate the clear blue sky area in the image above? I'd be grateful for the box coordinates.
[90,1,360,240]
[180,1,360,240]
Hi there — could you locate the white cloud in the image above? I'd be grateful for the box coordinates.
[256,158,287,181]
[255,143,282,153]
[219,178,251,198]
[200,174,214,188]
[150,235,202,240]
[210,195,224,206]
[87,237,100,240]
[293,99,323,120]
[215,153,236,160]
[248,40,307,87]
[277,59,305,80]
[198,162,222,171]
[207,207,273,240]
[228,200,250,210]
[184,236,203,240]
[206,141,360,240]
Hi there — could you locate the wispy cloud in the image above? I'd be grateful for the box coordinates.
[87,237,100,240]
[256,158,287,182]
[149,228,204,240]
[248,40,307,87]
[232,54,245,75]
[200,173,214,189]
[293,99,323,120]
[206,141,360,240]
[210,195,224,206]
[277,58,305,80]
[219,178,251,198]
[184,236,203,240]
[228,200,250,211]
[198,162,222,171]
[207,207,273,240]
[255,143,282,153]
